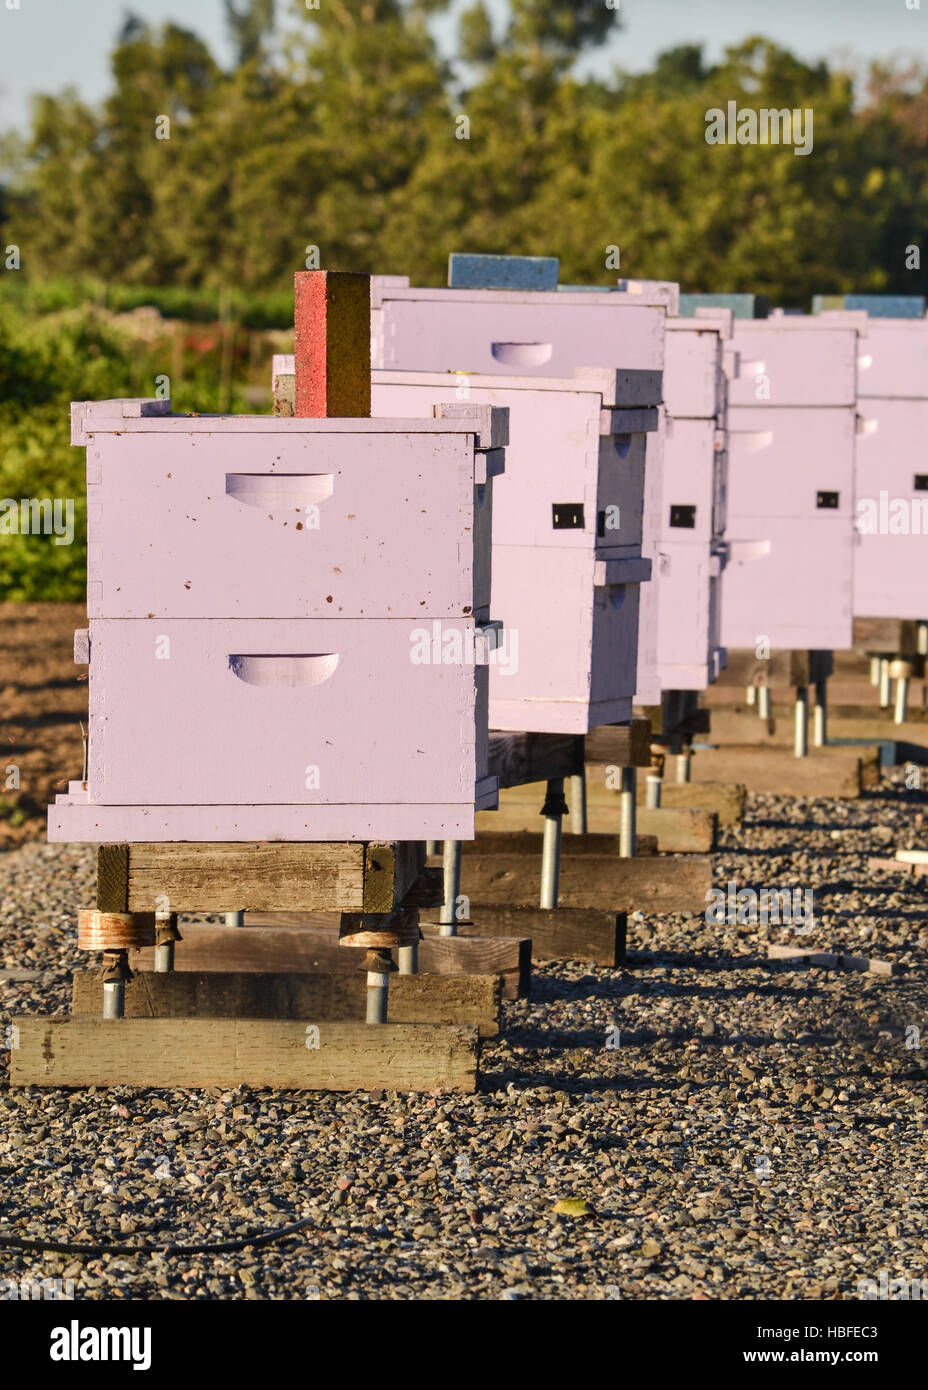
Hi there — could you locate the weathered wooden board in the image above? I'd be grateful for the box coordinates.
[581,720,654,769]
[97,841,432,914]
[422,906,626,966]
[653,781,747,825]
[460,855,712,914]
[477,800,716,852]
[461,831,659,858]
[853,618,921,657]
[131,921,531,1000]
[72,969,502,1036]
[659,747,867,798]
[11,1018,479,1091]
[707,710,928,765]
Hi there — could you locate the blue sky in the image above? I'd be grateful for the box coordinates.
[0,0,925,132]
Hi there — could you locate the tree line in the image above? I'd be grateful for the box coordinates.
[1,0,926,306]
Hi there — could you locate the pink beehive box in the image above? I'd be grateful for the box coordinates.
[370,277,671,712]
[653,312,734,690]
[363,366,655,732]
[721,314,860,651]
[50,399,507,843]
[819,313,928,620]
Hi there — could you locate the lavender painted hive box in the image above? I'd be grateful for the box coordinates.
[50,399,506,843]
[370,276,670,711]
[654,312,734,691]
[721,314,861,652]
[820,314,928,620]
[366,367,655,733]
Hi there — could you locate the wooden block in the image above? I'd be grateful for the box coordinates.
[682,747,863,798]
[10,1018,478,1092]
[422,906,626,966]
[460,853,712,915]
[582,720,653,768]
[132,921,531,1001]
[767,945,841,968]
[476,800,716,851]
[853,617,920,657]
[768,945,902,977]
[97,841,427,915]
[868,857,914,874]
[294,270,371,418]
[656,781,746,826]
[72,969,502,1037]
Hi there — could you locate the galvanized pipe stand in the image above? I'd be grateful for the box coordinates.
[619,766,637,857]
[338,910,420,1023]
[154,913,181,973]
[813,678,828,747]
[794,686,809,758]
[439,839,463,937]
[77,910,156,1019]
[540,778,567,908]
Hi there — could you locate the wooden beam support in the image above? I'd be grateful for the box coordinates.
[130,920,532,1000]
[460,853,712,915]
[96,841,431,914]
[11,1018,478,1092]
[582,719,653,768]
[421,906,627,967]
[671,746,874,797]
[72,969,502,1037]
[649,781,746,826]
[477,802,717,852]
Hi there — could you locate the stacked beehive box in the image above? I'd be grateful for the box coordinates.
[654,311,732,693]
[713,310,861,655]
[813,298,928,624]
[51,284,505,845]
[368,261,670,730]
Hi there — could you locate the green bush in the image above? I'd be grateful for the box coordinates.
[0,298,261,599]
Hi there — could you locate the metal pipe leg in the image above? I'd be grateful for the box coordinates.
[895,675,909,725]
[540,778,566,909]
[619,766,637,858]
[397,941,419,974]
[568,772,587,834]
[439,839,462,935]
[225,912,244,927]
[870,657,881,687]
[879,660,891,708]
[101,949,130,1019]
[919,623,928,658]
[675,749,692,783]
[645,773,662,809]
[757,685,771,720]
[813,679,827,748]
[425,841,440,857]
[794,686,809,758]
[746,684,756,707]
[365,949,392,1023]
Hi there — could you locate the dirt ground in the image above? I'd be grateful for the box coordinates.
[0,602,87,849]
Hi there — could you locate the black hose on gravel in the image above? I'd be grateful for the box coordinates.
[0,1212,315,1257]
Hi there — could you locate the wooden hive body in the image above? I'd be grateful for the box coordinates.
[50,403,505,842]
[368,278,668,721]
[721,315,861,652]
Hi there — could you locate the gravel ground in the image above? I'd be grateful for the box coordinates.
[1,775,926,1301]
